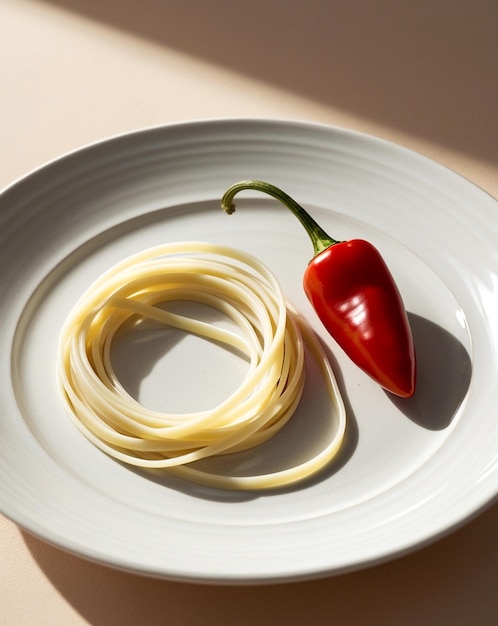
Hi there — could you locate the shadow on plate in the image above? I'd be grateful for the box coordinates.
[117,312,472,501]
[388,313,472,430]
[127,344,358,503]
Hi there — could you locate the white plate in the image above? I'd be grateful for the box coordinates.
[1,119,497,583]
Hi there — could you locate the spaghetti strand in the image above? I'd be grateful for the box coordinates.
[58,242,346,489]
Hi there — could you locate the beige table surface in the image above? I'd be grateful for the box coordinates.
[1,1,497,624]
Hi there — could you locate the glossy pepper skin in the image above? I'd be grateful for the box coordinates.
[304,239,415,397]
[222,181,416,398]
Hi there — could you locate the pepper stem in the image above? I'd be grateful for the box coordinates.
[221,181,339,256]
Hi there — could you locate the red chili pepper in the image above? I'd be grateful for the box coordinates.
[221,181,416,398]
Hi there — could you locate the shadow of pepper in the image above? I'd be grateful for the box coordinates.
[389,314,472,430]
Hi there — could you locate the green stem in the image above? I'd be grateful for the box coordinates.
[221,180,339,256]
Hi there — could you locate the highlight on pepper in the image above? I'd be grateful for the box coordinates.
[222,181,416,398]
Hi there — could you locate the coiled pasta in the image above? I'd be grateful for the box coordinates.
[58,242,346,490]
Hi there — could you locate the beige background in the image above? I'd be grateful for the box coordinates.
[1,1,497,624]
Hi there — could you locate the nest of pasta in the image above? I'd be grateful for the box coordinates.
[58,242,346,489]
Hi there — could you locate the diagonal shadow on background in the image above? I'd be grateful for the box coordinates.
[39,0,498,166]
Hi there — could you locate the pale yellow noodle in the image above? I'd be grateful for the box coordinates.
[58,241,346,489]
